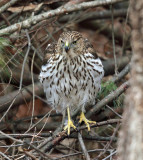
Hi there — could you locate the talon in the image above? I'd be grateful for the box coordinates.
[79,112,96,131]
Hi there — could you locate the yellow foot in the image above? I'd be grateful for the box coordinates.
[79,112,96,131]
[64,106,76,135]
[64,119,76,135]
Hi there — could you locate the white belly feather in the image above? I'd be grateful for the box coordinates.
[39,53,104,113]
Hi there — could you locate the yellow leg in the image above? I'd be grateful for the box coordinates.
[64,107,76,135]
[79,112,96,131]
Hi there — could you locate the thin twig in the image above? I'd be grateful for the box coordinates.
[95,124,120,159]
[43,119,121,153]
[111,4,118,75]
[106,104,122,118]
[0,151,11,160]
[53,149,114,160]
[0,133,117,141]
[0,131,22,144]
[30,42,35,129]
[86,81,129,118]
[0,13,11,25]
[0,82,43,113]
[0,0,19,14]
[78,132,91,160]
[59,9,127,23]
[102,150,117,160]
[0,29,31,122]
[0,0,127,34]
[23,140,52,159]
[111,63,130,83]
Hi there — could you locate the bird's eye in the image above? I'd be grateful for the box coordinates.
[61,40,64,44]
[72,41,77,44]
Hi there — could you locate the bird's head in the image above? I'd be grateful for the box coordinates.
[57,31,85,58]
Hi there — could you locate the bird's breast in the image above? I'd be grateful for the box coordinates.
[39,53,104,113]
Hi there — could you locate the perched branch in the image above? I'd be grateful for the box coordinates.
[0,0,127,34]
[43,119,121,152]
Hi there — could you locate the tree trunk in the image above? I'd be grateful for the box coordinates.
[117,0,143,160]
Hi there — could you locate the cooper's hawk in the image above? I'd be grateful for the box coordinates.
[39,31,104,135]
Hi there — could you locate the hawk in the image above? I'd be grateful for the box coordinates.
[39,31,104,135]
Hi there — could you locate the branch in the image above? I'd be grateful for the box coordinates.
[102,56,131,76]
[0,121,60,132]
[0,151,10,160]
[0,82,43,113]
[78,132,91,160]
[86,81,129,118]
[0,133,117,141]
[0,0,19,14]
[0,0,127,34]
[54,149,114,160]
[59,9,127,23]
[111,63,130,83]
[43,119,121,152]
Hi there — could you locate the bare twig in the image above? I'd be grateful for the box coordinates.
[111,63,130,83]
[53,149,114,160]
[23,140,52,159]
[78,132,91,160]
[0,120,59,132]
[95,124,120,159]
[86,81,129,118]
[103,56,131,76]
[0,13,11,25]
[0,30,31,122]
[0,0,127,34]
[111,4,118,75]
[0,133,117,141]
[106,104,122,118]
[41,119,121,153]
[0,0,19,14]
[22,151,38,160]
[0,151,10,160]
[102,150,117,160]
[0,131,51,159]
[0,130,22,144]
[0,82,43,113]
[0,12,19,26]
[60,9,127,23]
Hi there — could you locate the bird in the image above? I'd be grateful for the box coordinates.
[39,31,104,135]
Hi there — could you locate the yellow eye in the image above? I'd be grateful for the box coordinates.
[73,41,77,44]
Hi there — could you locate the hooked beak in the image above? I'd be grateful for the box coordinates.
[65,41,70,52]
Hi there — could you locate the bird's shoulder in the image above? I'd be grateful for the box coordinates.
[42,42,58,65]
[84,38,98,59]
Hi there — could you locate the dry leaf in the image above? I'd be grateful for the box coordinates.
[7,3,43,13]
